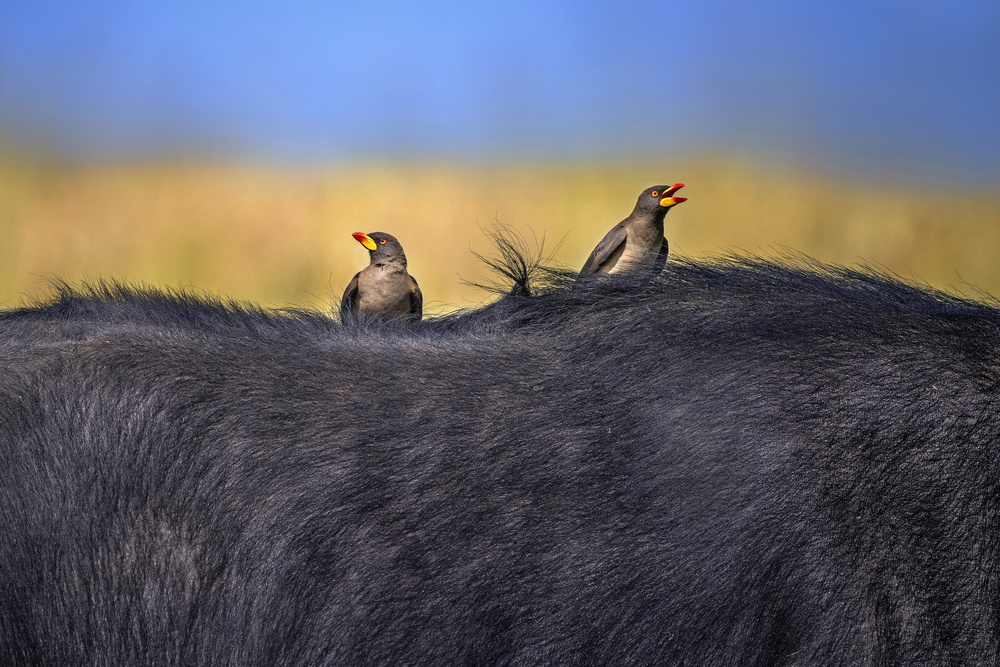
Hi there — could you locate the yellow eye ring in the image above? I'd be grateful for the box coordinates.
[379,238,386,244]
[651,191,659,197]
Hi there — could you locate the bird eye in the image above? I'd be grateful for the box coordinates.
[379,238,386,244]
[651,191,659,197]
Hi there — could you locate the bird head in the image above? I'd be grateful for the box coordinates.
[635,184,687,214]
[352,231,407,264]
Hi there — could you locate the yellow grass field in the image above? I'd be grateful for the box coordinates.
[1,155,998,315]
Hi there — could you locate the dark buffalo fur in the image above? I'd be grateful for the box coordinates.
[3,255,1000,665]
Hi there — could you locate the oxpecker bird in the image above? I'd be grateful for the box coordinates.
[341,232,422,323]
[578,184,687,278]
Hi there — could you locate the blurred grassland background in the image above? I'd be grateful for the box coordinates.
[2,1,998,315]
[2,152,998,316]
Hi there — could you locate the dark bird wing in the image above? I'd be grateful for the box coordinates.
[579,224,628,275]
[340,272,361,323]
[408,277,423,320]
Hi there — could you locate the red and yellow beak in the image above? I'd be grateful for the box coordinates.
[352,232,377,251]
[659,183,687,208]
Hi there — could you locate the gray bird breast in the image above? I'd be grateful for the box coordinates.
[358,264,414,316]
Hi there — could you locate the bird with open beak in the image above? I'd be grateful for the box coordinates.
[578,184,687,277]
[340,231,422,323]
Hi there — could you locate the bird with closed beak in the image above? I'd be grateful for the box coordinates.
[578,184,687,278]
[340,231,422,323]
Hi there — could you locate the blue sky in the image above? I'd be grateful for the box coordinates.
[1,0,998,179]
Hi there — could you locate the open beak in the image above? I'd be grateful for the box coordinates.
[352,232,377,251]
[659,183,687,208]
